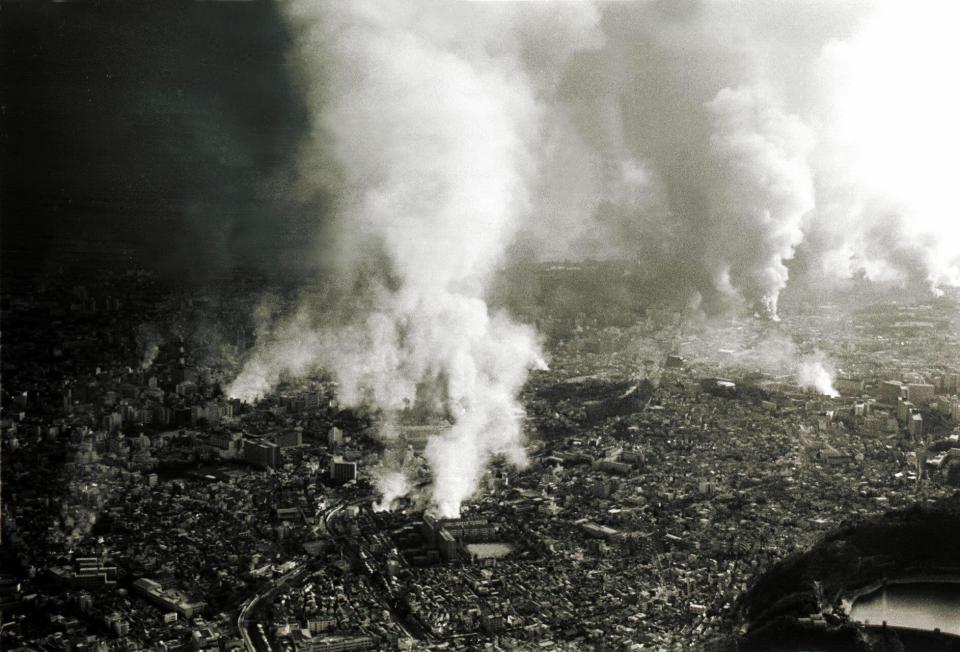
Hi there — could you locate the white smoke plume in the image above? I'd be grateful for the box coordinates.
[372,469,410,514]
[141,343,160,371]
[230,2,592,516]
[797,358,839,398]
[136,324,163,371]
[230,2,959,512]
[803,2,960,293]
[691,319,839,396]
[519,1,960,310]
[227,310,325,402]
[701,87,814,318]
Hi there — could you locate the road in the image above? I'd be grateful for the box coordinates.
[235,500,348,651]
[236,591,266,652]
[324,498,417,641]
[237,564,308,651]
[237,497,415,650]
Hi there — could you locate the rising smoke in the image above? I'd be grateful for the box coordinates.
[797,357,840,398]
[742,330,839,397]
[700,87,814,318]
[136,324,163,371]
[230,1,595,516]
[230,1,958,514]
[520,0,960,310]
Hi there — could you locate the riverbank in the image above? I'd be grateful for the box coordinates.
[734,493,960,650]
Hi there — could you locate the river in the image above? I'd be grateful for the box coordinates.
[847,582,960,637]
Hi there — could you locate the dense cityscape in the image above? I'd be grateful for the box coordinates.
[2,268,959,651]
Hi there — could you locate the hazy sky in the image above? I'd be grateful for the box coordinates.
[1,4,314,283]
[3,2,958,308]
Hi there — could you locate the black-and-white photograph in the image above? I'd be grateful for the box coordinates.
[2,2,959,650]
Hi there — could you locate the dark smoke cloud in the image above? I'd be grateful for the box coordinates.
[1,4,323,283]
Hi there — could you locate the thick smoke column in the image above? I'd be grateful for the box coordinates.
[230,2,958,512]
[136,324,163,371]
[693,320,840,396]
[701,88,814,317]
[372,469,410,514]
[231,2,597,516]
[797,358,839,398]
[141,343,160,371]
[522,1,959,310]
[803,2,960,292]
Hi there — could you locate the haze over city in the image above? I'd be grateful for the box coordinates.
[2,2,959,651]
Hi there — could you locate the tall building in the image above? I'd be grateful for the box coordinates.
[863,414,883,435]
[946,372,959,393]
[438,529,457,561]
[210,431,241,457]
[244,439,279,469]
[107,432,127,455]
[879,380,905,404]
[835,378,864,396]
[897,398,916,423]
[276,430,303,448]
[132,578,206,618]
[154,406,172,426]
[329,457,357,483]
[907,383,935,406]
[102,412,122,433]
[289,392,320,412]
[909,413,924,438]
[50,557,118,589]
[303,392,320,411]
[327,427,344,448]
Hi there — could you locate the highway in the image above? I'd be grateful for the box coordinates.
[236,497,415,650]
[237,564,308,651]
[235,500,348,651]
[324,498,417,642]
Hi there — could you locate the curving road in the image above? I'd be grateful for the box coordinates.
[237,497,415,650]
[235,499,347,651]
[237,564,307,651]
